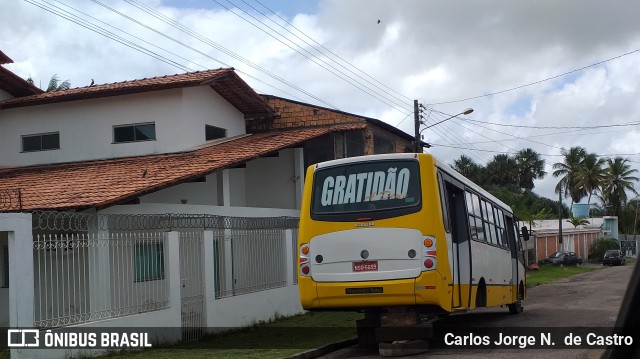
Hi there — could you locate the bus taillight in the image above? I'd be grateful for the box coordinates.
[300,244,311,276]
[422,236,437,271]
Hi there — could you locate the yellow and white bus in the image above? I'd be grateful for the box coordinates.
[298,153,528,319]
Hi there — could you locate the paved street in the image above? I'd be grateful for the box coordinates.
[325,263,635,359]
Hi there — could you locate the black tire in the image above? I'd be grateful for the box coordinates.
[508,301,523,314]
[508,283,525,314]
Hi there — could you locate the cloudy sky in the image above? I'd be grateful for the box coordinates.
[2,0,640,203]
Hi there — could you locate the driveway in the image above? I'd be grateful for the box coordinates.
[326,264,634,359]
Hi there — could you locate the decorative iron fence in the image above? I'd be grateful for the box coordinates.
[30,211,299,330]
[33,231,169,329]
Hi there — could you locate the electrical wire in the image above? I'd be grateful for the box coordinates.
[211,0,412,115]
[426,47,640,106]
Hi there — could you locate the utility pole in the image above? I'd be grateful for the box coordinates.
[414,100,421,153]
[558,187,563,251]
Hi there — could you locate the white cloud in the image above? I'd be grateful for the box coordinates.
[2,0,640,201]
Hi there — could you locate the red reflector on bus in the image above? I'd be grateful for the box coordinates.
[301,266,310,275]
[424,259,434,268]
[300,257,308,264]
[427,250,437,256]
[356,217,372,221]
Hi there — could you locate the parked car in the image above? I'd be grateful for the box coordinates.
[543,251,583,266]
[602,250,625,266]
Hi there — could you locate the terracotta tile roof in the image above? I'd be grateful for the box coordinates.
[0,124,365,211]
[0,50,12,64]
[0,69,275,117]
[0,67,44,97]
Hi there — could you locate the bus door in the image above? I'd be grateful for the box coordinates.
[442,178,472,309]
[505,216,520,301]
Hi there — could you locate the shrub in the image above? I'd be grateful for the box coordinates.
[589,237,620,260]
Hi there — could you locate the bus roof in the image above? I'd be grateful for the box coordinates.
[313,153,514,214]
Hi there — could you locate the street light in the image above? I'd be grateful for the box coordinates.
[414,107,474,152]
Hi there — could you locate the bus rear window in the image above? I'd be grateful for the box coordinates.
[311,160,421,220]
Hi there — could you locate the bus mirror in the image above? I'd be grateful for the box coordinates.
[521,226,530,241]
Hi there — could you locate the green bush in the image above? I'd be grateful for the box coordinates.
[589,237,620,260]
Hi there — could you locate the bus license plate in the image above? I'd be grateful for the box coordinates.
[353,261,378,272]
[346,287,383,294]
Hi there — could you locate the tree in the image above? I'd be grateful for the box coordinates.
[574,153,607,205]
[600,157,639,217]
[552,146,587,206]
[515,148,546,191]
[26,74,71,92]
[452,155,483,184]
[485,154,518,187]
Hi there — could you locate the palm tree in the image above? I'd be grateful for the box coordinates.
[552,146,587,206]
[600,157,639,217]
[515,148,546,191]
[566,216,590,228]
[485,154,518,187]
[26,74,71,92]
[452,155,483,183]
[574,153,607,205]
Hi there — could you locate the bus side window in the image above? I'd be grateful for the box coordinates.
[437,172,450,233]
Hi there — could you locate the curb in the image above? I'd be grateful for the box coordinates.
[283,337,358,359]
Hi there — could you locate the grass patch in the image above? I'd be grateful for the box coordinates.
[526,263,595,287]
[96,311,362,359]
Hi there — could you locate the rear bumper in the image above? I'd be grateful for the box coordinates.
[299,271,446,310]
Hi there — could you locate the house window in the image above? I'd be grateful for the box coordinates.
[373,135,394,154]
[21,132,60,152]
[206,125,227,141]
[113,122,156,143]
[134,241,164,282]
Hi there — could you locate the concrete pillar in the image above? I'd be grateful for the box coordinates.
[166,231,181,329]
[285,229,294,285]
[202,231,215,328]
[0,213,34,359]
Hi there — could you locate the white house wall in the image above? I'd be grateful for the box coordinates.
[0,86,245,167]
[140,173,220,206]
[245,149,298,209]
[138,148,301,209]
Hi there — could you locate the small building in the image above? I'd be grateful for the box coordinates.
[524,217,615,263]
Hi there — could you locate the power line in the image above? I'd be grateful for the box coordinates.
[211,0,412,115]
[454,116,640,130]
[426,47,640,106]
[103,0,339,109]
[250,0,413,103]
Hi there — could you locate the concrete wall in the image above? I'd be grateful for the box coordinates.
[138,148,303,210]
[533,230,601,261]
[245,149,298,209]
[0,86,244,167]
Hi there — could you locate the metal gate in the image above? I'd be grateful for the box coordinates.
[179,231,205,342]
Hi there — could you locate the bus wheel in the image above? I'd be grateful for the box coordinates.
[508,284,525,314]
[508,301,523,314]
